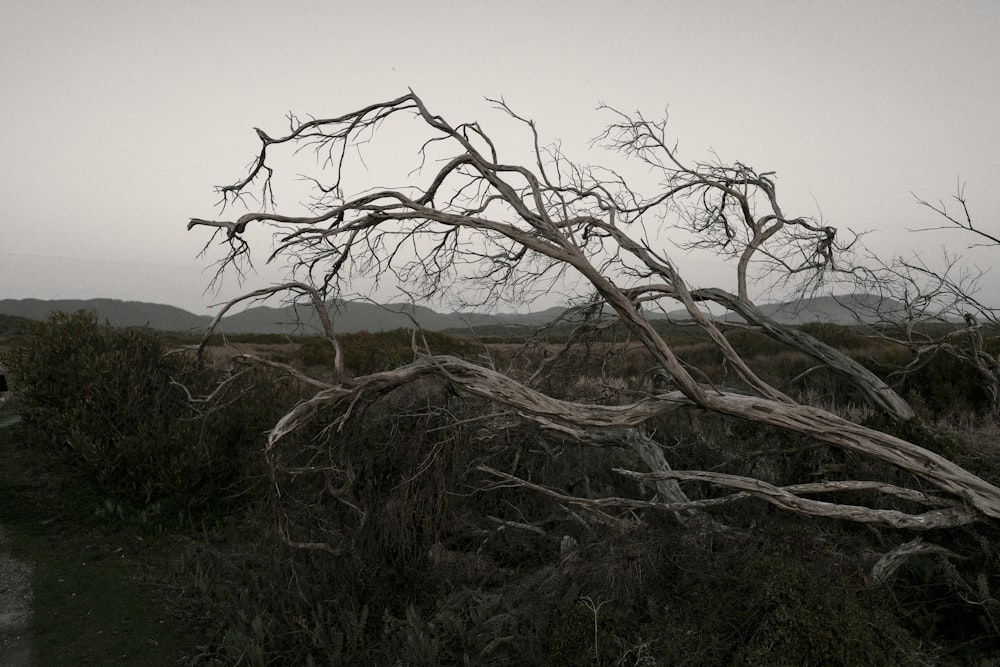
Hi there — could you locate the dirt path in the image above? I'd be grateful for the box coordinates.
[0,414,31,667]
[0,525,31,667]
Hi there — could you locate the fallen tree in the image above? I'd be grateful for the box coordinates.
[188,91,999,548]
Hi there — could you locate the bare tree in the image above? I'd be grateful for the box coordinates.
[851,185,1000,418]
[189,92,1000,549]
[591,109,914,420]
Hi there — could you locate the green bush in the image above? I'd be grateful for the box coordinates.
[1,310,282,511]
[543,599,623,667]
[888,526,1000,661]
[737,556,889,666]
[900,352,991,417]
[632,540,914,666]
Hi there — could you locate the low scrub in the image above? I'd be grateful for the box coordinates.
[6,312,1000,664]
[1,310,286,512]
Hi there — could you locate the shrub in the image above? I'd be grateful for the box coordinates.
[888,526,1000,661]
[1,310,283,511]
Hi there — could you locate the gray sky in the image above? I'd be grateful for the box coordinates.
[2,0,998,314]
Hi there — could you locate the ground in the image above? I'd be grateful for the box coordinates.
[0,410,199,666]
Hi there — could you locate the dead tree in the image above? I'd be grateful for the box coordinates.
[189,92,1000,548]
[851,185,1000,418]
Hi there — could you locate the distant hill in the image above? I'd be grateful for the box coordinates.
[0,293,907,336]
[720,294,907,326]
[0,298,211,333]
[602,293,906,326]
[218,301,568,336]
[0,298,568,335]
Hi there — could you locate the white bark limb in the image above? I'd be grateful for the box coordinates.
[871,538,965,585]
[263,354,1000,527]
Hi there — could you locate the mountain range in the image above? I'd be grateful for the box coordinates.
[0,294,902,336]
[0,298,568,335]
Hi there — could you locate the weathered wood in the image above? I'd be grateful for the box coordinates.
[259,353,1000,527]
[188,92,1000,539]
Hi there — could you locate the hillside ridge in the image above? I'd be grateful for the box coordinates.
[0,294,902,335]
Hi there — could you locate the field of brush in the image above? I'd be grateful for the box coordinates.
[2,313,999,665]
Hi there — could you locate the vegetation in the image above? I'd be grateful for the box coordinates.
[4,93,1000,664]
[3,311,287,511]
[2,310,1000,664]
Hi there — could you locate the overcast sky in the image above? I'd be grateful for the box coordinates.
[2,0,998,314]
